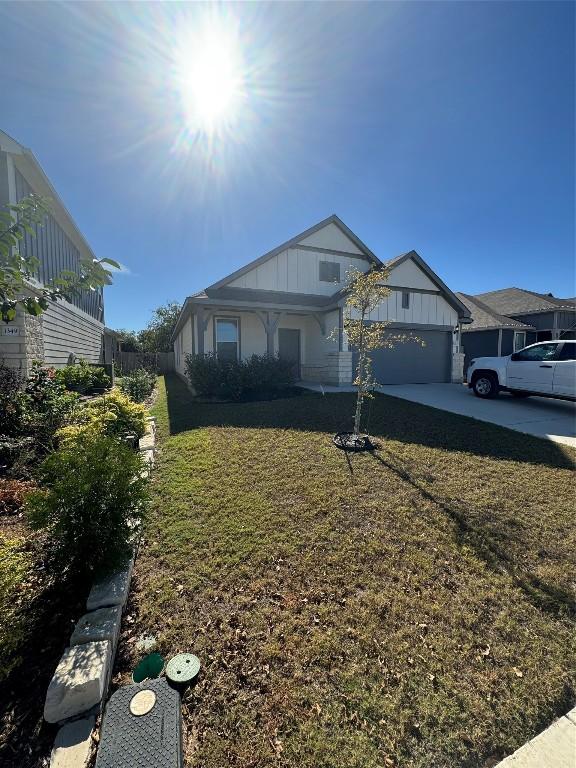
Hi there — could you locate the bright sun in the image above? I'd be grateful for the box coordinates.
[176,20,245,133]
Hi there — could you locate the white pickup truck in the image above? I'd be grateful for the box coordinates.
[467,340,576,401]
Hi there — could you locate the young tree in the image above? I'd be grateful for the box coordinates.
[342,267,424,444]
[0,194,119,322]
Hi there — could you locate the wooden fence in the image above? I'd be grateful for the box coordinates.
[115,351,174,374]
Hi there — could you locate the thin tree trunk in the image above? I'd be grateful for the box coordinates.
[353,306,366,437]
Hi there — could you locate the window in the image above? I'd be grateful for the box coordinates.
[512,343,557,362]
[402,291,410,309]
[558,342,576,361]
[513,331,526,352]
[319,261,340,283]
[215,318,239,361]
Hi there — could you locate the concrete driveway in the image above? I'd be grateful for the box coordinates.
[377,383,576,447]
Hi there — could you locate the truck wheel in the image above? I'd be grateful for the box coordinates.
[472,373,499,399]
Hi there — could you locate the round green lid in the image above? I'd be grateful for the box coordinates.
[132,652,164,684]
[165,653,200,685]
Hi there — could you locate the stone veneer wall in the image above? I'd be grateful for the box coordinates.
[451,351,465,383]
[301,351,353,386]
[0,305,44,375]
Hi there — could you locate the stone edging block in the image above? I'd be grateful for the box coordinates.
[86,558,134,611]
[49,715,95,767]
[70,606,122,647]
[44,642,111,724]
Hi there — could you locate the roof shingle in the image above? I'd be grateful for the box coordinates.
[474,287,576,315]
[456,293,535,331]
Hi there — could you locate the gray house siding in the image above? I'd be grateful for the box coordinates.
[461,328,538,373]
[557,311,576,335]
[461,329,499,372]
[42,301,104,366]
[510,312,555,331]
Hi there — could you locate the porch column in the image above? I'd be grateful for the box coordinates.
[311,313,327,336]
[255,311,283,356]
[196,308,212,356]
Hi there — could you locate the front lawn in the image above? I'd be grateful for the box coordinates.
[117,375,575,768]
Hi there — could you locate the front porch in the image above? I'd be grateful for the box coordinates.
[174,299,354,387]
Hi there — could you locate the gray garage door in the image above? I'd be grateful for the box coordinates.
[352,329,452,385]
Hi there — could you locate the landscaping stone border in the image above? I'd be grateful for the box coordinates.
[47,415,156,767]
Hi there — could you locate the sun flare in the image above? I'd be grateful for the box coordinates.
[175,20,245,134]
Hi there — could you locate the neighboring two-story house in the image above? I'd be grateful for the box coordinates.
[172,215,471,386]
[458,287,576,372]
[0,129,110,374]
[474,288,576,341]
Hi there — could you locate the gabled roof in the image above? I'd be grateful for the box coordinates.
[475,287,576,316]
[456,293,534,331]
[207,214,382,291]
[385,251,472,320]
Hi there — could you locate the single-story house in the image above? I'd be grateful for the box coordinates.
[0,129,114,374]
[474,288,576,342]
[172,215,471,387]
[456,293,537,372]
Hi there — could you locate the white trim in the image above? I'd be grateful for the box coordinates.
[513,331,526,352]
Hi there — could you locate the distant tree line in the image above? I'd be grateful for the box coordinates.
[115,301,181,354]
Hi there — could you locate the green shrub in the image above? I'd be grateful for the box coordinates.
[0,363,25,438]
[22,365,79,451]
[0,364,78,473]
[185,354,222,397]
[0,534,34,681]
[59,388,148,443]
[119,368,156,403]
[27,432,148,577]
[55,359,111,394]
[185,353,295,401]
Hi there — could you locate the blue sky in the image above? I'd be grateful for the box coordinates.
[1,1,574,330]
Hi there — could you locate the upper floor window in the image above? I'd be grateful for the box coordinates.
[319,261,340,283]
[402,291,410,309]
[216,318,239,361]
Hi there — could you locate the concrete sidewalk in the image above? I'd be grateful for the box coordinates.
[495,707,576,767]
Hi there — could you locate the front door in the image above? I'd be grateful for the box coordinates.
[278,328,301,379]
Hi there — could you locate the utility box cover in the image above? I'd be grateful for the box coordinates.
[95,678,182,768]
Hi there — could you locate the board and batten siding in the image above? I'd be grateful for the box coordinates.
[42,300,104,367]
[298,222,364,254]
[365,291,458,327]
[228,247,369,296]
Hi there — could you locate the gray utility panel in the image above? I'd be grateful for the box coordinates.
[353,328,452,385]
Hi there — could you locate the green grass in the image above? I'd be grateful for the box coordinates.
[118,375,575,768]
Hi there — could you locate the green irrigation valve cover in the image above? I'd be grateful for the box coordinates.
[132,652,164,684]
[165,653,200,686]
